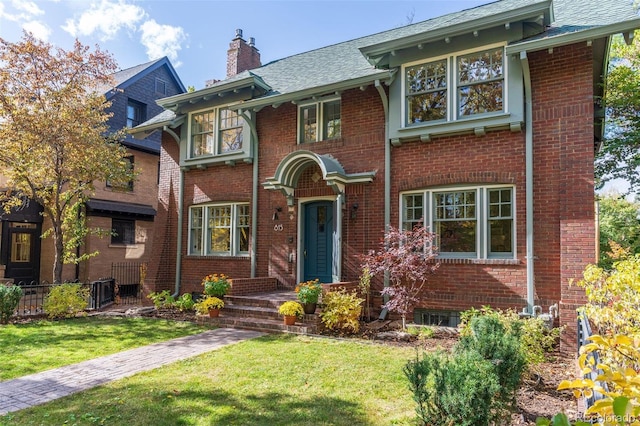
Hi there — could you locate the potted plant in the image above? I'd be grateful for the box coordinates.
[295,278,322,314]
[278,301,304,325]
[194,296,224,317]
[202,274,231,297]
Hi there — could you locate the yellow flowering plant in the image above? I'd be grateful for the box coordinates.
[194,296,224,315]
[278,301,304,318]
[202,274,231,297]
[295,278,322,304]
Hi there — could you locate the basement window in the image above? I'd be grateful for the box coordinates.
[415,309,460,327]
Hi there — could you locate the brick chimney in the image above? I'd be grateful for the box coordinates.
[226,29,261,78]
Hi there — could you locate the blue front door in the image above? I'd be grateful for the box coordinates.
[303,201,333,283]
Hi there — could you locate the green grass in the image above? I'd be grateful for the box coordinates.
[0,334,422,425]
[0,316,212,381]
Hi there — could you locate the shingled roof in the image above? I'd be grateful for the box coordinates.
[134,0,640,133]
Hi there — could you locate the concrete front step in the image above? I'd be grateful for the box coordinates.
[197,315,319,334]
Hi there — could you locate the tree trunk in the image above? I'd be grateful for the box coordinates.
[52,225,64,284]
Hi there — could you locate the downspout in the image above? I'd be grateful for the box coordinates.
[375,79,391,318]
[163,126,184,298]
[520,51,535,314]
[240,109,259,278]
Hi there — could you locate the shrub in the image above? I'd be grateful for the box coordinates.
[43,283,89,319]
[0,284,22,324]
[174,293,195,312]
[456,315,527,418]
[576,255,640,337]
[545,255,640,425]
[319,289,363,333]
[459,306,562,369]
[147,290,175,309]
[404,315,526,425]
[404,349,500,426]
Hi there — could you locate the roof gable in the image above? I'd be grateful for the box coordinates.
[104,57,186,99]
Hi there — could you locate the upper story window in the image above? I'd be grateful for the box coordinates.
[401,185,514,259]
[404,45,505,126]
[106,155,134,191]
[126,100,145,128]
[457,48,504,117]
[189,203,250,256]
[155,78,167,95]
[189,108,244,158]
[298,98,341,143]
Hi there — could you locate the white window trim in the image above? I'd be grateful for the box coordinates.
[297,96,341,144]
[401,42,507,128]
[188,202,250,257]
[187,106,244,159]
[399,184,516,260]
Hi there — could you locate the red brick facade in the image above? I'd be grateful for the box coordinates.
[148,41,596,351]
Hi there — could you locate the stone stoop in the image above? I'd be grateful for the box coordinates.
[196,291,321,334]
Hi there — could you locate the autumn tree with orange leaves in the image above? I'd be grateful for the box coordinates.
[0,33,134,283]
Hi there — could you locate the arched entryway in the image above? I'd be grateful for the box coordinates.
[264,150,375,283]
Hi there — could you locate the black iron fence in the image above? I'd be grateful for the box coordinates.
[14,279,115,317]
[111,262,146,305]
[577,310,608,411]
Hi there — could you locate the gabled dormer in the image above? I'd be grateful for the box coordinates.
[158,72,270,167]
[359,0,554,145]
[154,31,270,168]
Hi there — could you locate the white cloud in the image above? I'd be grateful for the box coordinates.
[62,0,146,41]
[1,0,42,22]
[22,20,51,41]
[139,19,187,65]
[11,0,44,16]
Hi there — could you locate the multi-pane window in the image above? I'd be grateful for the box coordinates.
[218,109,243,153]
[404,45,505,126]
[299,98,341,143]
[126,100,145,128]
[434,190,477,255]
[189,108,244,158]
[488,188,513,255]
[189,203,250,256]
[457,48,503,117]
[112,219,135,245]
[406,59,447,124]
[401,186,514,259]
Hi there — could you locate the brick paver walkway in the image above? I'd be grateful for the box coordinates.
[0,328,264,415]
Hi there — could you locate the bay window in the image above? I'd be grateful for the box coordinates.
[189,203,250,256]
[401,186,514,259]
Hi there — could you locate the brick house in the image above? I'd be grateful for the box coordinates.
[0,57,185,284]
[133,0,640,343]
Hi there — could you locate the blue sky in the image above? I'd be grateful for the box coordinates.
[1,0,493,89]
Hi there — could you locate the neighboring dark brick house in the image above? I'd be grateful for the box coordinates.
[0,57,185,285]
[133,0,640,349]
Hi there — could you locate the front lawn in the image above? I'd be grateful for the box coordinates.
[0,334,418,425]
[0,316,212,381]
